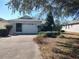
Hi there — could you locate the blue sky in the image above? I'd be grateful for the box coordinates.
[0,0,43,20]
[0,0,22,20]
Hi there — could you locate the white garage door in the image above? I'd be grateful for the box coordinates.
[22,25,38,34]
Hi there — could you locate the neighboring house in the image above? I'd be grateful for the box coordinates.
[6,16,43,35]
[62,20,79,33]
[0,18,10,29]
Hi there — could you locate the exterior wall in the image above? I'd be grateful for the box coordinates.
[62,24,79,33]
[7,19,42,35]
[9,23,16,35]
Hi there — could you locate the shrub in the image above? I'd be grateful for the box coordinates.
[61,30,65,33]
[5,25,12,36]
[38,31,60,38]
[46,31,60,38]
[0,25,12,37]
[38,32,47,37]
[0,29,6,37]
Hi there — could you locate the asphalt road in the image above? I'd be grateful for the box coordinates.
[0,35,41,59]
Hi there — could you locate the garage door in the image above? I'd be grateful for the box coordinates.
[22,25,38,34]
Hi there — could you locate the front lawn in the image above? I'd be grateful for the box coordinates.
[34,34,79,59]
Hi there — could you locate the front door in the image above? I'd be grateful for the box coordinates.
[16,23,22,32]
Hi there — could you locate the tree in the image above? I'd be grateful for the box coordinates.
[6,0,79,22]
[39,11,55,31]
[46,11,55,26]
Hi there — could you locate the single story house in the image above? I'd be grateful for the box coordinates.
[5,16,43,35]
[4,15,79,35]
[62,20,79,34]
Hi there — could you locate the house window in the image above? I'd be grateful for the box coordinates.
[16,23,22,32]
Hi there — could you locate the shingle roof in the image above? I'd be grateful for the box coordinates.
[18,15,33,19]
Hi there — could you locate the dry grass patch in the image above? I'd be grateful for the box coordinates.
[34,34,79,59]
[64,31,79,36]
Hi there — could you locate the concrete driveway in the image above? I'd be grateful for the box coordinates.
[0,35,41,59]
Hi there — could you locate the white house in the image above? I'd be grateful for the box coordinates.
[6,16,43,35]
[62,20,79,34]
[6,15,79,35]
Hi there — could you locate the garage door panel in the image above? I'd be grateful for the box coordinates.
[22,25,38,33]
